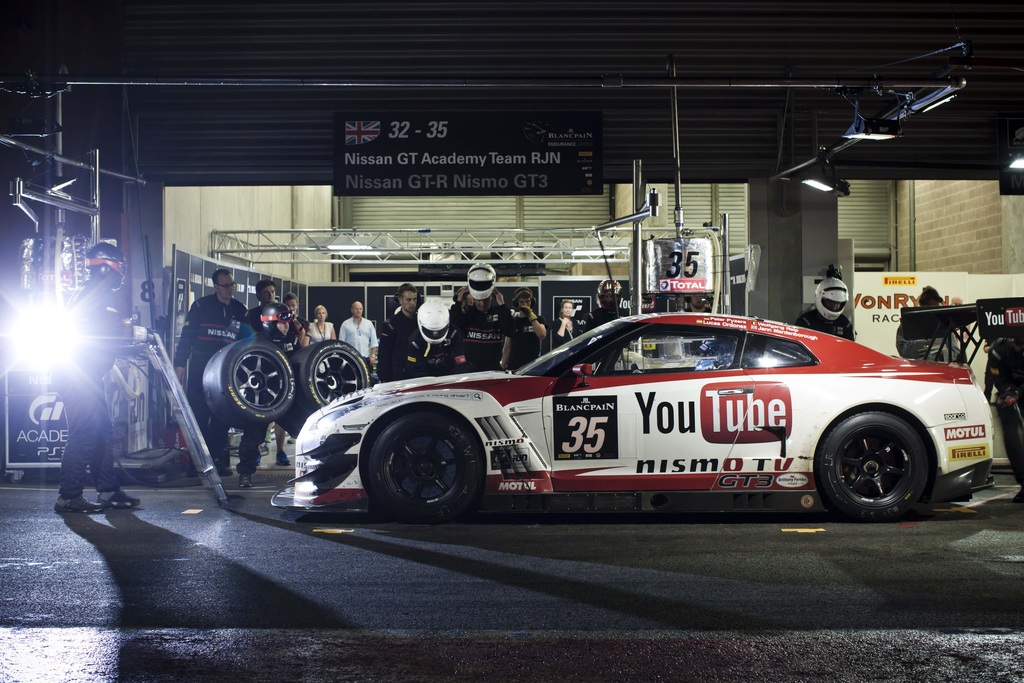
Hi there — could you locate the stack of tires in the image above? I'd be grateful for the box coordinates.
[203,339,370,434]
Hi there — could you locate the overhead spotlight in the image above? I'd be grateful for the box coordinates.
[843,116,903,141]
[921,93,956,113]
[800,162,850,197]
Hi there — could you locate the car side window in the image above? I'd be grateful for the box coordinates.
[741,333,817,369]
[597,328,741,375]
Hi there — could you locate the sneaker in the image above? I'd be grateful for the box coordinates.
[54,496,103,514]
[276,451,290,467]
[239,473,253,488]
[99,489,141,509]
[1014,487,1024,504]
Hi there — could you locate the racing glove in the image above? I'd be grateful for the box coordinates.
[520,306,538,322]
[997,388,1020,408]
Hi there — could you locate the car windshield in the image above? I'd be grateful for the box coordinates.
[515,319,634,376]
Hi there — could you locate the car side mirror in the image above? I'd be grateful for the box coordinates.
[572,362,593,387]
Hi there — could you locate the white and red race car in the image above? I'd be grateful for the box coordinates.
[272,313,994,523]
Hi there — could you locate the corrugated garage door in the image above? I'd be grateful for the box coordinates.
[648,183,749,256]
[838,179,894,265]
[344,193,611,230]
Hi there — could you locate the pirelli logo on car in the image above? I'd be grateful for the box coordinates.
[948,445,989,461]
[943,425,986,441]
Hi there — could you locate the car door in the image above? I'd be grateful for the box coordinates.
[712,331,820,493]
[541,324,746,492]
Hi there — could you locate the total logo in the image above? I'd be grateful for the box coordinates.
[700,381,792,444]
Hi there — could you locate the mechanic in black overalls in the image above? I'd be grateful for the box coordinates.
[587,278,623,329]
[236,302,302,488]
[404,300,468,378]
[173,267,252,476]
[449,263,514,373]
[502,287,547,371]
[377,283,419,383]
[989,336,1024,503]
[54,242,140,513]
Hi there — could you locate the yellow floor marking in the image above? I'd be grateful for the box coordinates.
[181,509,204,514]
[780,528,826,533]
[932,507,978,514]
[313,528,355,534]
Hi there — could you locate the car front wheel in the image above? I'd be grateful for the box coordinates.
[816,411,929,521]
[368,413,483,524]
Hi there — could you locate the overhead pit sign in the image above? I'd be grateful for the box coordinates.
[333,112,602,196]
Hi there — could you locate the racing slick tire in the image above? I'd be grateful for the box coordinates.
[367,413,484,524]
[816,411,929,521]
[290,340,369,416]
[203,338,295,426]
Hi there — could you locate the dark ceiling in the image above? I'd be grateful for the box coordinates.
[3,1,1024,189]
[115,1,1024,186]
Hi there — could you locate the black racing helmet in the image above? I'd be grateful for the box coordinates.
[85,241,126,290]
[259,302,294,335]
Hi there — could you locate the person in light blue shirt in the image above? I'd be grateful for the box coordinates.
[339,300,378,369]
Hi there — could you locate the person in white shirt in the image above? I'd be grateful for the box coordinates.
[307,304,337,344]
[339,300,378,369]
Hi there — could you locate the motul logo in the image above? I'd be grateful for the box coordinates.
[943,425,986,441]
[700,382,792,444]
[497,481,537,491]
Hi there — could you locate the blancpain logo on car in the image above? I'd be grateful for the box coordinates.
[775,473,808,488]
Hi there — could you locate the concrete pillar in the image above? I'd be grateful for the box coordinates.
[748,178,840,324]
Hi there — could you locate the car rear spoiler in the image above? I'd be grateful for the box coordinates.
[899,296,1024,364]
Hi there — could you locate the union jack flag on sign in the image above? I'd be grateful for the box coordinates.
[345,120,380,145]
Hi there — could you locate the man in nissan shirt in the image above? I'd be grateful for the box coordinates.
[173,268,252,476]
[450,263,514,372]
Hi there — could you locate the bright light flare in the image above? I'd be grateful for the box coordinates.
[8,299,76,372]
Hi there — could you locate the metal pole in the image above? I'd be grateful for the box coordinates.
[631,160,644,316]
[90,149,100,245]
[721,213,731,315]
[146,332,229,507]
[669,55,684,234]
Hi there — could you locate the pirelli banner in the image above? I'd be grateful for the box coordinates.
[333,112,602,196]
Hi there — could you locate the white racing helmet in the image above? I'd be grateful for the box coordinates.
[815,277,849,321]
[417,300,450,344]
[467,262,496,299]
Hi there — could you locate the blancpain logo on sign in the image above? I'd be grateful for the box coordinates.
[944,425,986,441]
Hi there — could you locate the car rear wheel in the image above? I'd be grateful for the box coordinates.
[368,413,483,524]
[816,412,928,521]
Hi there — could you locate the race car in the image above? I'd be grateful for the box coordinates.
[272,313,994,523]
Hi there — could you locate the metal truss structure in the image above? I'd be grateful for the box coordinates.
[209,225,680,267]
